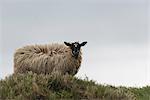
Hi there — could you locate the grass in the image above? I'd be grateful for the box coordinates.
[0,72,149,100]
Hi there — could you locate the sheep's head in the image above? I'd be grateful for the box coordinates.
[64,41,87,59]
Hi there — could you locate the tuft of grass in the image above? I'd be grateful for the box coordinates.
[130,86,150,100]
[0,72,149,100]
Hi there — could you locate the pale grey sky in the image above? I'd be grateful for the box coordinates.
[0,0,149,86]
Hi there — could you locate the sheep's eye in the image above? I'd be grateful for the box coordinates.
[74,44,78,48]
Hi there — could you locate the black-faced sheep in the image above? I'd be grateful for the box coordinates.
[14,41,87,76]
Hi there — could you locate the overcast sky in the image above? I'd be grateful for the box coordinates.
[0,0,149,87]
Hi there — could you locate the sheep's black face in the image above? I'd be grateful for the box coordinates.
[64,41,87,59]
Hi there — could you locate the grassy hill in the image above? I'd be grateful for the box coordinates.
[0,72,149,100]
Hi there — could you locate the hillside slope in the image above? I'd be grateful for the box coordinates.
[0,72,149,100]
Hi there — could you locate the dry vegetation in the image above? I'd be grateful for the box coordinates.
[0,72,149,100]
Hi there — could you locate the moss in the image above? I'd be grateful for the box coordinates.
[0,72,149,100]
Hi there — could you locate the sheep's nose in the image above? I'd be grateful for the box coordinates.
[73,51,76,54]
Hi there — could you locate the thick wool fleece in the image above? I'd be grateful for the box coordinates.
[14,43,82,76]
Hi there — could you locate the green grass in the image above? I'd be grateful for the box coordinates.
[0,72,149,100]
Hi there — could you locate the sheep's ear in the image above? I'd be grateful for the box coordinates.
[80,41,87,46]
[64,42,71,46]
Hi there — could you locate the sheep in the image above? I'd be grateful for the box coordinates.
[14,41,87,76]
